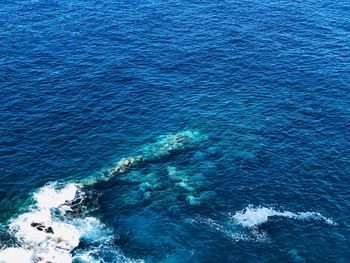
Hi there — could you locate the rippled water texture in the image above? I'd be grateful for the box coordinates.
[0,0,350,262]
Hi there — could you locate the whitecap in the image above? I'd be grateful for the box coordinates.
[230,205,336,228]
[1,182,143,263]
[34,183,81,209]
[2,183,84,262]
[188,205,335,244]
[9,209,80,250]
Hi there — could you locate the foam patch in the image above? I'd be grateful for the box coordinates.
[230,205,336,228]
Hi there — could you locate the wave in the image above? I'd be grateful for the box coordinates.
[230,205,336,228]
[190,205,336,243]
[0,183,141,263]
[5,183,82,262]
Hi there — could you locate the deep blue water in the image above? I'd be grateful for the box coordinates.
[1,0,350,262]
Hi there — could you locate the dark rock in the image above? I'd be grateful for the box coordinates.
[45,227,54,234]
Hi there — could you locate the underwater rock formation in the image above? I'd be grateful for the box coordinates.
[114,163,215,208]
[167,166,211,206]
[110,155,144,176]
[96,130,207,182]
[81,131,206,186]
[142,130,205,160]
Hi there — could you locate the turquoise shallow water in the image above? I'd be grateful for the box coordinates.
[0,0,350,262]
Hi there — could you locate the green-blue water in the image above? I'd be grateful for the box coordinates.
[0,0,349,262]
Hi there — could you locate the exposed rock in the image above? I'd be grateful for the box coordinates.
[45,227,54,234]
[123,159,130,166]
[30,222,54,234]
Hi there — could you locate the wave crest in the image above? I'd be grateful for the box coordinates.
[230,205,336,228]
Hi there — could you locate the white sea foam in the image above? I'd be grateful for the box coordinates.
[71,217,145,263]
[0,183,114,262]
[0,248,32,263]
[72,217,112,244]
[188,206,336,244]
[0,183,83,262]
[9,209,80,249]
[73,244,145,263]
[34,183,80,209]
[0,182,143,263]
[230,205,336,228]
[188,216,250,242]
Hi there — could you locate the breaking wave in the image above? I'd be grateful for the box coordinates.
[0,183,141,263]
[230,205,336,228]
[190,205,336,243]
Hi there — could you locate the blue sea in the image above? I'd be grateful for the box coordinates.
[0,0,349,262]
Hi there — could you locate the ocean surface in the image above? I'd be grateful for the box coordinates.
[0,0,349,262]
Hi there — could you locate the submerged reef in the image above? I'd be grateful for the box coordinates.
[87,130,214,209]
[81,130,207,185]
[141,130,206,160]
[167,166,211,206]
[110,155,144,176]
[115,165,215,208]
[111,130,207,177]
